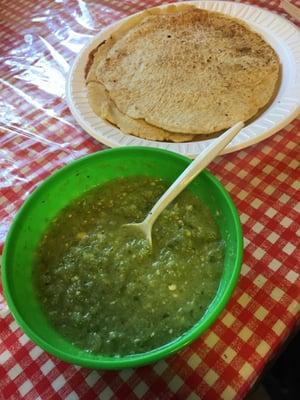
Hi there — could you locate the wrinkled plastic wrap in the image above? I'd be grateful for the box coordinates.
[1,0,151,249]
[1,0,300,251]
[1,3,300,398]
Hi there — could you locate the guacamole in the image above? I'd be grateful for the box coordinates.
[34,176,224,356]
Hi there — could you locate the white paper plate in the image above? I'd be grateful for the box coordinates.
[66,1,300,157]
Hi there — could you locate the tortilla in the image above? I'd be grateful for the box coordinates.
[86,6,280,140]
[87,81,195,142]
[86,5,197,142]
[94,8,280,135]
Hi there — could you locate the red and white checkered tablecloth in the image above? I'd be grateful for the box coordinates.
[0,0,299,399]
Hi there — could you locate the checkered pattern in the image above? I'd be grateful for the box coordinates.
[0,0,299,399]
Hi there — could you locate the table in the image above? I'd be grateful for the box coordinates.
[0,0,299,399]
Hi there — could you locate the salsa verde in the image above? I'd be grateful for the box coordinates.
[34,176,224,356]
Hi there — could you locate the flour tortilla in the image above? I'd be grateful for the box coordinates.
[86,4,197,84]
[87,81,195,142]
[86,4,196,142]
[95,8,280,135]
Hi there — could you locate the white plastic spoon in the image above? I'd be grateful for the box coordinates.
[124,121,244,245]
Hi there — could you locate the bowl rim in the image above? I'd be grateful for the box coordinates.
[2,146,243,369]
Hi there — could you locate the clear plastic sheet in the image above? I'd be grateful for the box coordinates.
[0,4,300,397]
[0,0,148,249]
[1,0,300,250]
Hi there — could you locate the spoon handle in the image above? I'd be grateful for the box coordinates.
[145,121,244,227]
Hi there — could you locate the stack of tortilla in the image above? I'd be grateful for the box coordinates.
[85,5,280,142]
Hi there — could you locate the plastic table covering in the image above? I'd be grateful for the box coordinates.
[0,0,299,399]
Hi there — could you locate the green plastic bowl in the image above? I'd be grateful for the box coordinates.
[2,147,243,369]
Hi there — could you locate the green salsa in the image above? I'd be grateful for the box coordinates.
[34,176,224,356]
